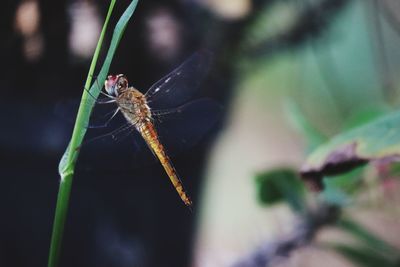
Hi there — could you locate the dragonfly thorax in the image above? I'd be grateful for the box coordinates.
[117,87,152,128]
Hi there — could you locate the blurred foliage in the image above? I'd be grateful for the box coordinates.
[331,244,399,267]
[341,105,390,131]
[386,162,400,177]
[285,100,327,152]
[337,219,398,254]
[247,0,400,265]
[255,168,305,212]
[320,168,362,206]
[301,110,400,189]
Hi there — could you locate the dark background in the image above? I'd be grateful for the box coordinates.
[0,1,231,266]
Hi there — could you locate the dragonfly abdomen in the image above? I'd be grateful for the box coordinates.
[140,122,193,207]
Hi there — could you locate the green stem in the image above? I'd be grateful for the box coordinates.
[47,173,73,267]
[47,1,116,266]
[48,0,139,264]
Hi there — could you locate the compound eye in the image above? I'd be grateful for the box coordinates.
[118,78,127,89]
[104,75,118,96]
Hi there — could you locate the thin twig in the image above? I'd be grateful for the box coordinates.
[232,204,340,267]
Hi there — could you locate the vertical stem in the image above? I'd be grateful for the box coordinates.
[47,173,73,267]
[47,1,116,266]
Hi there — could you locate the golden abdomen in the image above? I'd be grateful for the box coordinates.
[140,122,193,207]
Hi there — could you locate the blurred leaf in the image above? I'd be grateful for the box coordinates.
[342,105,390,131]
[255,168,305,212]
[387,162,400,177]
[285,99,327,151]
[338,219,398,254]
[323,167,363,190]
[319,185,351,206]
[300,110,400,191]
[331,244,399,267]
[319,167,364,206]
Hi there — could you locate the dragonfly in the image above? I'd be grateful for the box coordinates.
[86,51,217,208]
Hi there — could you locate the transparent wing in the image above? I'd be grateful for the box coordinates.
[145,50,213,110]
[96,98,222,167]
[148,98,221,158]
[57,98,221,171]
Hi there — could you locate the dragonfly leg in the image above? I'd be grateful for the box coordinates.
[87,108,120,129]
[99,90,115,99]
[79,123,135,148]
[96,98,117,104]
[83,86,116,102]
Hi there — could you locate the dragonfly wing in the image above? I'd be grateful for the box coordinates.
[145,50,213,110]
[55,97,161,167]
[149,98,222,158]
[107,98,220,168]
[55,98,221,171]
[55,97,120,129]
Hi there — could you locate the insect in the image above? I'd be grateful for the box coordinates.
[91,51,216,208]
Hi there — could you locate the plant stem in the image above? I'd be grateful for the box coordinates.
[47,1,116,266]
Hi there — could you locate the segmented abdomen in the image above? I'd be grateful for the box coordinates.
[139,121,192,207]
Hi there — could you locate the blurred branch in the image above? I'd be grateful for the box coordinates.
[232,204,340,267]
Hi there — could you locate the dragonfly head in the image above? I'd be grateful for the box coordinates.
[104,74,128,97]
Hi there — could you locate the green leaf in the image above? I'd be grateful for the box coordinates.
[255,168,305,212]
[386,162,400,177]
[320,167,363,206]
[331,244,398,267]
[341,105,389,131]
[285,99,327,151]
[48,1,139,267]
[319,185,351,206]
[300,110,400,191]
[337,219,398,254]
[324,168,363,190]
